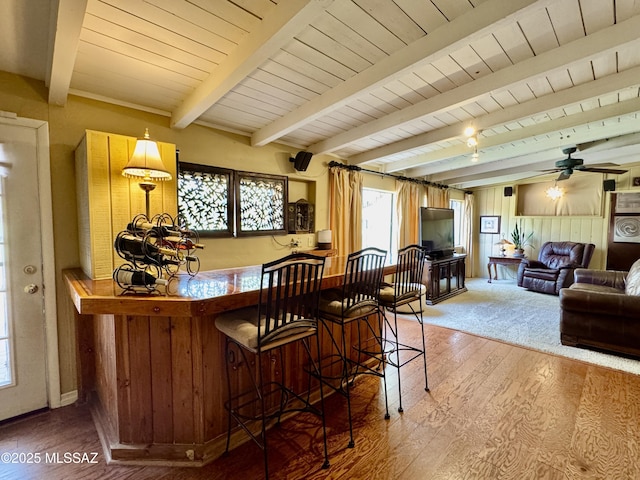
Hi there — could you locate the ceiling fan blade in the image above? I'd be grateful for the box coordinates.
[557,171,571,181]
[581,162,622,168]
[581,167,628,174]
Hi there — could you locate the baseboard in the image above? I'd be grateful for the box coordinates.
[59,390,78,407]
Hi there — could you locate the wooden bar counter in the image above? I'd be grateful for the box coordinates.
[65,257,394,466]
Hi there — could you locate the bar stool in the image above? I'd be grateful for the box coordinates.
[316,247,389,448]
[378,244,429,413]
[214,253,329,479]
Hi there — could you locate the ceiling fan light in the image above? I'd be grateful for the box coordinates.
[466,136,478,148]
[464,126,476,137]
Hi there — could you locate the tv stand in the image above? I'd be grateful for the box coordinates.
[425,248,454,260]
[422,254,467,305]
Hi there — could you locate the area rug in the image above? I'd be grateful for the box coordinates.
[409,278,640,375]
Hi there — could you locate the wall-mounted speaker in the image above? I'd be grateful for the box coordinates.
[290,151,313,171]
[504,186,513,197]
[603,179,616,191]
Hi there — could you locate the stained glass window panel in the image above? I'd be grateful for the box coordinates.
[177,163,233,236]
[236,173,287,236]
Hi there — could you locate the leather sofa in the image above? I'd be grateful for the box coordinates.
[560,259,640,357]
[517,241,595,295]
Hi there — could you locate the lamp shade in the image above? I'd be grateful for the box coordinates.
[122,128,172,181]
[494,238,513,245]
[317,229,332,250]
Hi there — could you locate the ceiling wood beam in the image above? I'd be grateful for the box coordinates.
[250,0,548,147]
[405,96,640,178]
[376,65,640,172]
[577,132,640,153]
[170,0,334,129]
[310,13,640,157]
[47,0,88,106]
[436,150,562,186]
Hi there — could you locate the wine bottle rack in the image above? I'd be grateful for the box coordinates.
[113,213,203,292]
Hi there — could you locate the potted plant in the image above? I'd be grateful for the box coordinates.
[511,220,533,257]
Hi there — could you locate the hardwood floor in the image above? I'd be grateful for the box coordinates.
[1,322,639,480]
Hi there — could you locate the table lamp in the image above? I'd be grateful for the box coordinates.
[122,128,172,217]
[495,236,513,256]
[318,229,332,250]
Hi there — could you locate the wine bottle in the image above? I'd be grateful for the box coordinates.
[160,236,205,249]
[115,234,178,257]
[128,218,196,238]
[127,222,180,237]
[115,270,168,286]
[155,256,182,267]
[130,217,170,231]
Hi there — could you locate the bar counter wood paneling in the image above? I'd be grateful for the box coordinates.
[65,258,395,467]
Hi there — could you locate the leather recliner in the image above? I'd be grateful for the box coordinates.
[517,241,595,295]
[560,259,640,357]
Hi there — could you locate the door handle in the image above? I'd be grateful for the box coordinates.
[24,284,39,294]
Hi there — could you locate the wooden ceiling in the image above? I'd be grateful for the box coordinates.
[3,0,640,188]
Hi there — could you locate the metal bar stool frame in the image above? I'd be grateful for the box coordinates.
[379,244,429,413]
[315,247,390,449]
[215,253,330,479]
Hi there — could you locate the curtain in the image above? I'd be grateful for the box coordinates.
[349,170,363,253]
[425,185,449,208]
[329,166,363,256]
[462,192,475,277]
[396,180,422,248]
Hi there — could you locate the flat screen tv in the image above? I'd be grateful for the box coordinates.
[419,207,455,258]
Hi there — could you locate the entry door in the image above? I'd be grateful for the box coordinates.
[0,122,48,420]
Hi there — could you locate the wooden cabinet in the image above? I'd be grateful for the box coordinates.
[75,130,177,279]
[422,254,467,305]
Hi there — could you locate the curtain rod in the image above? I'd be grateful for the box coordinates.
[327,161,472,194]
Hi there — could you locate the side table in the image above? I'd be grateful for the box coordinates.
[487,255,524,283]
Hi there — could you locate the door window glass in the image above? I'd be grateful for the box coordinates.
[0,178,12,387]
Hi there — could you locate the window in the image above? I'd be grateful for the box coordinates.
[177,164,288,237]
[450,199,464,247]
[235,172,288,236]
[178,163,233,236]
[362,188,397,261]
